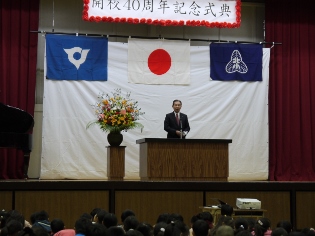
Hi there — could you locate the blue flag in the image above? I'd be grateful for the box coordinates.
[210,43,263,81]
[46,34,108,81]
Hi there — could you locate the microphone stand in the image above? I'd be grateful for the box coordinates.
[180,119,182,139]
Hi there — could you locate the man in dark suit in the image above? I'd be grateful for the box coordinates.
[164,99,190,139]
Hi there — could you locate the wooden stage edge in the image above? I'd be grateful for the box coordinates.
[2,180,315,230]
[1,179,315,191]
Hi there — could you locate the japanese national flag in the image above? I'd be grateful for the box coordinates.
[128,38,190,85]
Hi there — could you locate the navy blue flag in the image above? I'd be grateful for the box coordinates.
[210,43,263,81]
[46,34,108,81]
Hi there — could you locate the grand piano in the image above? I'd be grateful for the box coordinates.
[0,103,34,179]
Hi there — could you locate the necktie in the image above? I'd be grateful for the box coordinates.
[176,113,179,125]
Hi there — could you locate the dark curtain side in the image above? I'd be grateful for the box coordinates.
[266,0,315,180]
[0,0,39,179]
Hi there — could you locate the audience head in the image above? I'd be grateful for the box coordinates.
[217,216,234,228]
[221,205,233,217]
[164,221,188,236]
[74,218,93,235]
[34,211,49,222]
[154,222,167,236]
[87,223,106,236]
[276,221,292,234]
[50,219,64,235]
[156,214,170,224]
[192,220,209,236]
[136,223,153,236]
[90,209,102,220]
[254,218,271,236]
[271,228,288,236]
[216,225,234,236]
[210,216,234,236]
[94,210,108,224]
[234,218,248,231]
[197,212,214,229]
[90,208,104,223]
[5,220,23,236]
[164,222,182,236]
[6,211,25,228]
[175,221,189,236]
[124,216,139,232]
[102,213,117,228]
[121,210,136,224]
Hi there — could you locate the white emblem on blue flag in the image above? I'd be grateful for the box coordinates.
[46,34,108,81]
[225,50,248,74]
[64,47,90,70]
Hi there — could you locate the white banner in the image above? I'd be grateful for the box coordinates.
[41,41,270,181]
[83,0,241,28]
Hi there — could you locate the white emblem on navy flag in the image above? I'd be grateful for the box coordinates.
[225,50,248,74]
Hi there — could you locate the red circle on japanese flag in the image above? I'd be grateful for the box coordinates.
[148,49,171,75]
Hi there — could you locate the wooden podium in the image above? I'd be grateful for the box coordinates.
[136,138,232,181]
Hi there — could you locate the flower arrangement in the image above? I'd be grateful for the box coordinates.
[87,88,144,133]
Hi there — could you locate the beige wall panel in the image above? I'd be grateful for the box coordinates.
[115,191,203,225]
[15,191,109,228]
[296,192,315,229]
[0,191,12,212]
[205,191,290,228]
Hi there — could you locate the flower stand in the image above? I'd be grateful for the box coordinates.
[106,146,125,180]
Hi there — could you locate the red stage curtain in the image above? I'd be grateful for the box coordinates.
[0,0,39,179]
[266,0,315,180]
